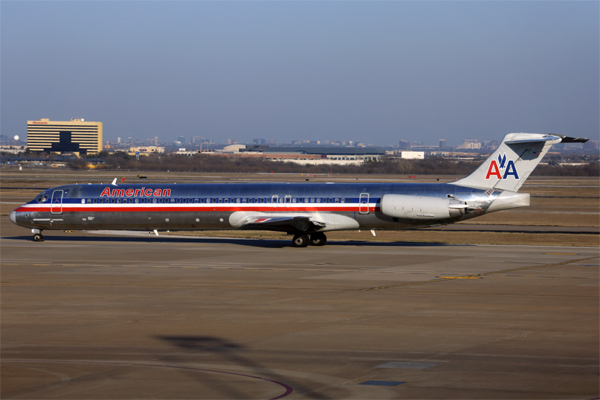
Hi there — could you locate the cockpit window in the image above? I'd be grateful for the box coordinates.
[38,195,49,203]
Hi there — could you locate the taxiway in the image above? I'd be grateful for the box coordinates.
[1,219,598,399]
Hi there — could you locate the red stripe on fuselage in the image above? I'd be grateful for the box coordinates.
[14,205,378,213]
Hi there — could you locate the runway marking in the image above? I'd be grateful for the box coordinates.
[4,358,293,400]
[361,256,600,291]
[438,276,481,279]
[545,253,579,255]
[123,265,139,268]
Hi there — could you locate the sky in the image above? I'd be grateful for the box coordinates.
[1,1,598,146]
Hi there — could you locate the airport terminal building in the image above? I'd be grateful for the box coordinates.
[27,118,103,154]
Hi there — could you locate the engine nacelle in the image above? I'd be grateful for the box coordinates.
[380,194,460,220]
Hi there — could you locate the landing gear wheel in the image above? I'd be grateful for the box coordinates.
[309,232,327,246]
[33,234,44,242]
[292,234,309,248]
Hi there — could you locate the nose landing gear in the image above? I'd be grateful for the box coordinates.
[32,229,44,242]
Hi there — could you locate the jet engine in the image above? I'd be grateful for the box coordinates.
[380,194,466,220]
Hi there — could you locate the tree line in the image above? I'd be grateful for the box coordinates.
[66,152,599,177]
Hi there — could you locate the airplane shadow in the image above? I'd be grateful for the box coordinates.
[154,335,331,399]
[3,234,459,248]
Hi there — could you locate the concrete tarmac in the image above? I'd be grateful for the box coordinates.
[1,219,598,399]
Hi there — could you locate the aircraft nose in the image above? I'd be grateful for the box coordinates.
[9,210,17,225]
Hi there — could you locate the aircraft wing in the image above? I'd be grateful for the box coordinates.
[236,215,326,233]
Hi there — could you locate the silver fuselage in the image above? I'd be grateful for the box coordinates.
[10,182,519,233]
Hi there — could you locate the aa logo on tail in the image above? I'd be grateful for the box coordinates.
[485,153,519,180]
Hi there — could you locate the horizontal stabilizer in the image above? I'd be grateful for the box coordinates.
[551,134,589,143]
[505,134,562,145]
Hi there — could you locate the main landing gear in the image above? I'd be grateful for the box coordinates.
[32,229,44,242]
[292,232,327,248]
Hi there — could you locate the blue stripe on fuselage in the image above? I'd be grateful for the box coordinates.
[49,183,489,203]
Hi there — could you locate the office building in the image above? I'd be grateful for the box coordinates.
[27,118,102,154]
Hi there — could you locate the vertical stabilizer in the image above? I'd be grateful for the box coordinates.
[450,133,562,192]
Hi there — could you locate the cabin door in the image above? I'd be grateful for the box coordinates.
[51,190,63,215]
[359,193,369,215]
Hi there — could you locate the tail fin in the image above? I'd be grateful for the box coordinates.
[451,133,576,192]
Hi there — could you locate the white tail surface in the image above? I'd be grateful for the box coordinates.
[451,133,562,192]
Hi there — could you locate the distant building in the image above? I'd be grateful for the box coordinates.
[27,118,103,154]
[400,151,425,160]
[253,138,267,145]
[177,136,186,145]
[212,146,385,166]
[457,138,482,150]
[583,140,598,150]
[261,147,384,166]
[128,146,164,156]
[175,148,199,156]
[399,140,411,150]
[438,139,446,149]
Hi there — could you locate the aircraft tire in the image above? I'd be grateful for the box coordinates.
[292,234,309,248]
[309,233,327,246]
[33,234,44,242]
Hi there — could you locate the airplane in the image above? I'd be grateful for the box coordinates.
[9,133,588,247]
